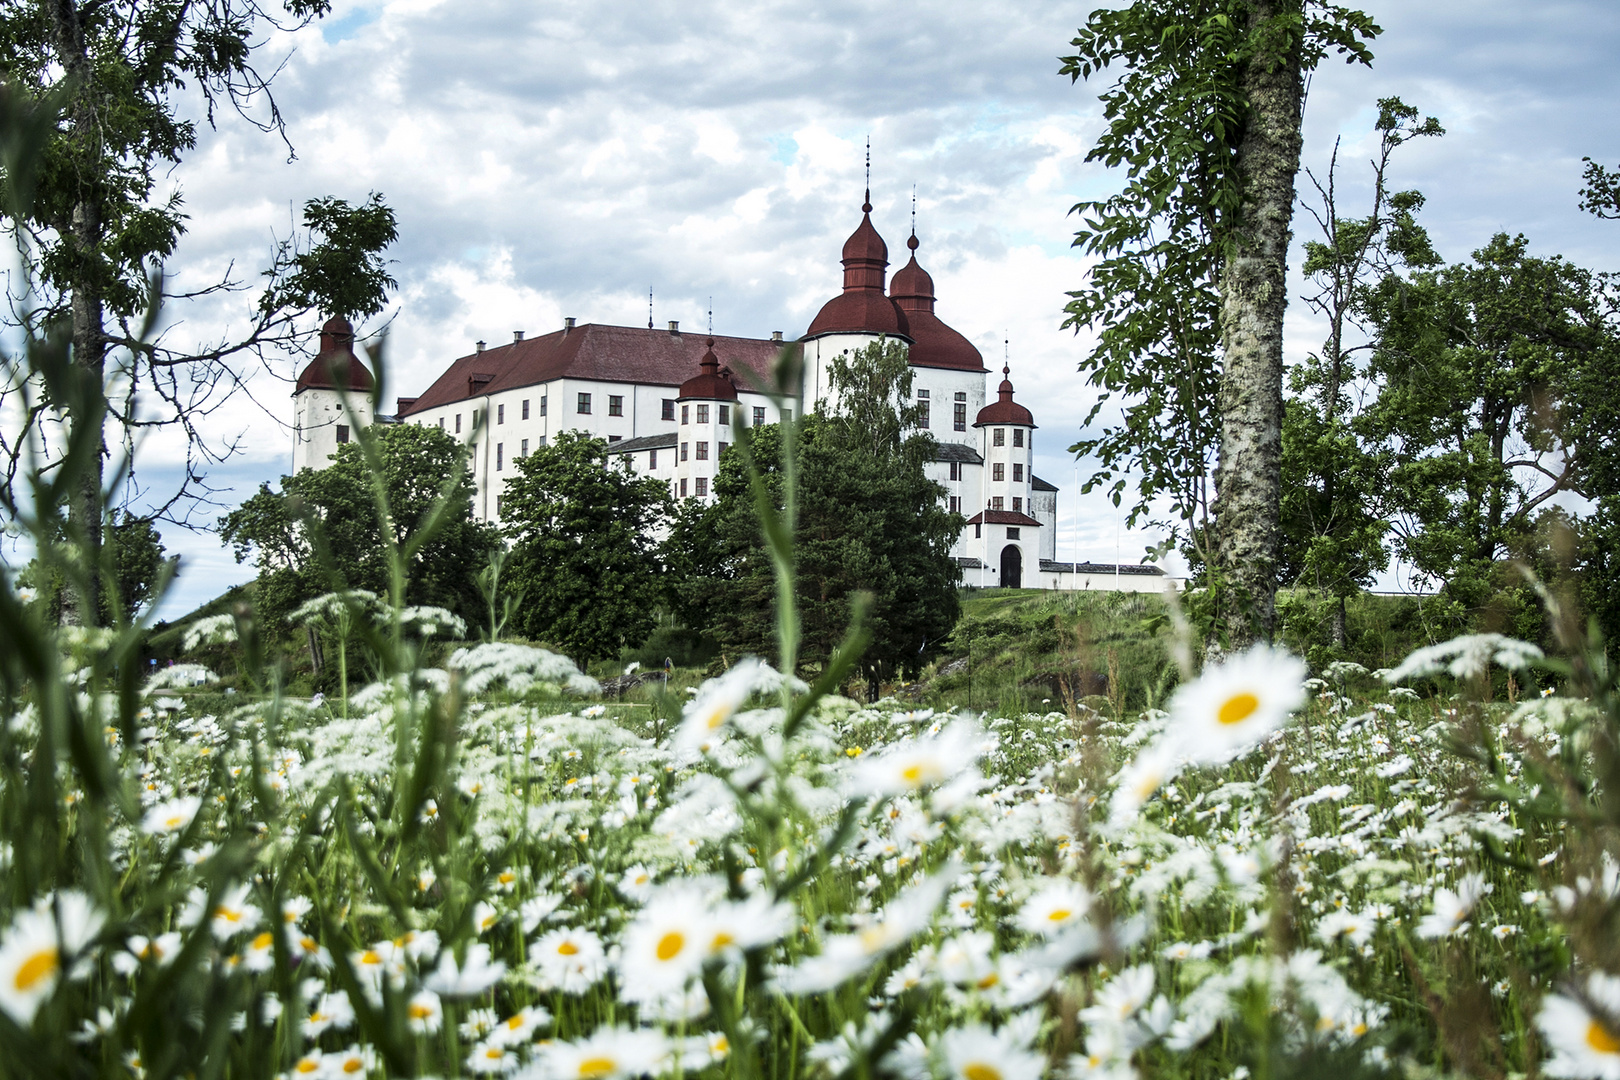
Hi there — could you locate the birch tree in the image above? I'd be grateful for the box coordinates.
[1061,0,1377,648]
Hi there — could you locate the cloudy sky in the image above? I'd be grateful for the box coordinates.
[122,0,1620,618]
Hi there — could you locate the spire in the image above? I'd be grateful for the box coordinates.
[648,287,653,330]
[863,136,872,213]
[909,185,917,249]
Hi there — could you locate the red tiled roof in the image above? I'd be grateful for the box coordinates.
[399,324,790,417]
[967,509,1041,526]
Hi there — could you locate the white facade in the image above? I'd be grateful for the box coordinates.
[292,386,373,474]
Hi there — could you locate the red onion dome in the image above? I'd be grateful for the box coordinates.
[806,197,910,339]
[677,339,739,401]
[890,234,984,372]
[975,364,1035,427]
[295,316,374,393]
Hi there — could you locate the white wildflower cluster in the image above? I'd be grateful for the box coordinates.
[5,630,1610,1079]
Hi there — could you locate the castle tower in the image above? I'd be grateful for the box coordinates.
[292,316,375,473]
[969,363,1038,588]
[889,228,987,445]
[801,191,911,410]
[674,338,738,502]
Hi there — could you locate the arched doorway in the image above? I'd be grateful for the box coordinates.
[999,544,1022,589]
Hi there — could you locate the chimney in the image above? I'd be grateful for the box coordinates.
[513,330,525,343]
[771,331,783,342]
[564,317,576,331]
[396,396,419,415]
[668,320,680,335]
[475,340,485,353]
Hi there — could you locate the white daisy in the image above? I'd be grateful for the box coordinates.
[537,1027,671,1080]
[1538,973,1620,1079]
[938,1023,1045,1080]
[1163,645,1308,763]
[1016,880,1092,937]
[533,927,608,993]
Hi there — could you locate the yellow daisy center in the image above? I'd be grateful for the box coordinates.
[507,1014,526,1030]
[14,947,59,992]
[711,932,735,949]
[557,940,580,956]
[409,1002,435,1019]
[1588,1019,1620,1055]
[963,1063,1003,1080]
[252,932,274,950]
[705,708,728,731]
[975,972,1000,990]
[1217,692,1260,726]
[341,1059,365,1074]
[578,1058,618,1078]
[295,1059,322,1074]
[1046,908,1072,922]
[656,932,685,961]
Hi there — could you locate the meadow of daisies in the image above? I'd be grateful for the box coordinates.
[4,583,1620,1080]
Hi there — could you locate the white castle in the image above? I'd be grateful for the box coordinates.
[291,195,1168,592]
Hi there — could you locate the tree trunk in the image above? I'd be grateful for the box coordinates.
[1331,593,1347,649]
[1214,0,1304,649]
[51,0,109,628]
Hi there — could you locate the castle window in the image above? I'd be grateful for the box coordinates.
[496,495,502,516]
[455,413,462,433]
[680,478,688,498]
[917,388,930,398]
[719,404,729,425]
[1013,463,1023,482]
[649,449,657,469]
[609,395,624,417]
[696,441,708,461]
[336,425,350,444]
[949,495,961,514]
[496,443,503,470]
[917,400,930,428]
[753,406,765,427]
[438,417,444,430]
[540,396,547,416]
[497,403,505,424]
[954,402,966,431]
[538,435,547,448]
[1013,429,1024,448]
[993,428,1006,447]
[696,404,709,424]
[1013,497,1022,513]
[681,404,689,425]
[718,440,729,457]
[577,393,591,414]
[991,497,1004,511]
[522,399,530,420]
[1008,527,1020,539]
[609,435,621,443]
[974,522,981,539]
[993,463,1005,482]
[521,439,529,457]
[680,442,688,462]
[949,461,961,481]
[695,476,708,497]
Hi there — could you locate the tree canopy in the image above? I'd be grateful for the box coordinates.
[673,340,961,692]
[500,430,671,666]
[0,0,396,625]
[220,422,497,634]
